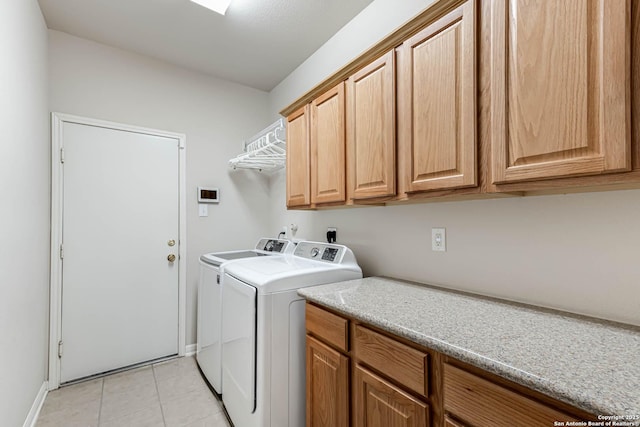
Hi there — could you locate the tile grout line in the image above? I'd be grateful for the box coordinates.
[152,363,169,427]
[97,378,105,426]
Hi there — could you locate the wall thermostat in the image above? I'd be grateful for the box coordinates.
[198,186,219,203]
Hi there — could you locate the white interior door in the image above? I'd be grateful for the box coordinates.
[60,121,180,383]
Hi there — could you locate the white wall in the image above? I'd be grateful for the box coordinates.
[49,30,274,345]
[269,0,434,117]
[0,0,50,425]
[267,0,640,326]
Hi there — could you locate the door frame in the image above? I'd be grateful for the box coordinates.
[48,112,187,389]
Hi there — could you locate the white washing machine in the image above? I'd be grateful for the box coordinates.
[197,238,294,394]
[221,241,362,427]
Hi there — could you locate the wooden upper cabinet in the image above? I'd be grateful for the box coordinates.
[347,50,396,200]
[311,82,346,205]
[489,0,631,184]
[398,0,477,193]
[286,105,311,207]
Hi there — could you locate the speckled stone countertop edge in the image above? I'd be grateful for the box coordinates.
[298,278,640,417]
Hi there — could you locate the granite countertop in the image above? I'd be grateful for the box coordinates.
[298,277,640,417]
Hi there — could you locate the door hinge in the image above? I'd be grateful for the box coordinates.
[216,274,220,284]
[58,341,63,358]
[59,244,64,259]
[60,147,65,163]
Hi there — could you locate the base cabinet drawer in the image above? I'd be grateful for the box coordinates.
[306,303,349,351]
[444,416,467,427]
[443,363,579,427]
[354,325,429,397]
[354,365,429,427]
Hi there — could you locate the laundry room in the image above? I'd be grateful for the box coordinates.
[2,0,639,426]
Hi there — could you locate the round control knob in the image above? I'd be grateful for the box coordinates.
[310,247,320,258]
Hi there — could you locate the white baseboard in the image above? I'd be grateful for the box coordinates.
[23,381,48,427]
[185,343,197,356]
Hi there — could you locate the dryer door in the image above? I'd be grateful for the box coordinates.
[222,273,257,414]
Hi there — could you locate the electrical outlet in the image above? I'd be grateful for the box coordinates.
[432,228,446,252]
[327,227,337,243]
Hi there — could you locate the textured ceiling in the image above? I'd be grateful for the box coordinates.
[38,0,374,91]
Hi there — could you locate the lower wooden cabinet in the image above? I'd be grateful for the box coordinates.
[443,364,580,427]
[306,336,349,427]
[306,303,349,352]
[355,365,429,427]
[306,304,432,427]
[305,302,595,427]
[444,416,466,427]
[354,325,429,398]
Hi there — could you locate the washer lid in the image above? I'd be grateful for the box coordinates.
[199,238,294,267]
[201,251,274,267]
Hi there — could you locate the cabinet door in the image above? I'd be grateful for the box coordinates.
[311,82,346,204]
[354,365,429,427]
[287,105,311,207]
[306,336,349,427]
[399,0,476,193]
[347,50,396,200]
[489,0,631,184]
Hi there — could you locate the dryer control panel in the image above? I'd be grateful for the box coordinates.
[294,242,344,263]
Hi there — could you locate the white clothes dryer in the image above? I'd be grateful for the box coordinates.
[196,238,294,394]
[220,241,362,427]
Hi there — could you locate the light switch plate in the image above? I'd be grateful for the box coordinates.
[199,204,208,217]
[432,228,446,252]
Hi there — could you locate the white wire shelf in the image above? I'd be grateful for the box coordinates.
[229,118,286,172]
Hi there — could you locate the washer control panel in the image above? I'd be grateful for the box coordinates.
[256,238,292,253]
[295,242,344,263]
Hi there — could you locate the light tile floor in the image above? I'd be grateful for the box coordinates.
[36,356,231,427]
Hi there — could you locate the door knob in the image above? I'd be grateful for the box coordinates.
[168,240,176,247]
[167,254,176,262]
